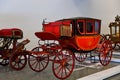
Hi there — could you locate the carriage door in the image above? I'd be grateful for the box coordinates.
[77,20,85,35]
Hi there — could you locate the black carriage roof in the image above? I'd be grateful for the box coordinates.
[56,17,101,21]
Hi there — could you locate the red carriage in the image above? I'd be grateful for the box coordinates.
[0,28,30,70]
[28,17,113,79]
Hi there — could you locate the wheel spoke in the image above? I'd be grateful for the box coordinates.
[40,61,45,68]
[31,60,37,66]
[54,64,61,70]
[56,66,62,76]
[34,62,39,70]
[63,66,68,76]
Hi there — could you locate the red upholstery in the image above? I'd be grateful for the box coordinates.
[0,28,23,39]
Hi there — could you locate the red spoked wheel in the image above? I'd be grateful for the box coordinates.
[9,52,27,70]
[52,49,75,79]
[99,40,113,66]
[0,58,9,66]
[74,52,87,62]
[0,51,9,66]
[28,47,49,72]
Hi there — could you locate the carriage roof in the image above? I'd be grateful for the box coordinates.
[56,17,101,21]
[109,15,120,28]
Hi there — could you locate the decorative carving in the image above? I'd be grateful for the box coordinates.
[115,15,120,22]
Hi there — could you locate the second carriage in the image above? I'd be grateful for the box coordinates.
[0,28,30,70]
[106,15,120,49]
[28,17,113,79]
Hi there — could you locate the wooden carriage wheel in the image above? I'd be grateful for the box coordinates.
[103,34,116,49]
[52,49,75,79]
[9,52,27,70]
[0,57,9,66]
[74,52,87,62]
[28,47,49,72]
[99,40,113,66]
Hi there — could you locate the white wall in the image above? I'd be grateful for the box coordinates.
[0,0,120,49]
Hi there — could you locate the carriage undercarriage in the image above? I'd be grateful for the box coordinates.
[27,33,113,79]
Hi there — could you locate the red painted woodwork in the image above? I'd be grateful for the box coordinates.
[43,20,71,38]
[75,35,100,51]
[35,32,58,40]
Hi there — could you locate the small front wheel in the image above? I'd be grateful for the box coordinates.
[9,52,27,70]
[28,47,49,72]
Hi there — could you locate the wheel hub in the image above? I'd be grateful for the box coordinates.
[36,57,45,62]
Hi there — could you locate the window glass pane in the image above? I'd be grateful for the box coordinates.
[116,26,119,37]
[111,26,115,36]
[95,21,99,33]
[78,22,84,33]
[86,22,93,33]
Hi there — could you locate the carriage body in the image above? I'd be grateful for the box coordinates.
[36,17,101,51]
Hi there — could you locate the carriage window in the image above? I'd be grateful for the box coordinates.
[111,26,119,37]
[95,21,99,34]
[78,22,84,33]
[61,25,72,37]
[86,21,94,33]
[111,26,115,36]
[116,26,119,37]
[113,26,120,37]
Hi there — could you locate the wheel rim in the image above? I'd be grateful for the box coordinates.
[99,40,113,66]
[0,58,9,66]
[112,43,116,49]
[0,51,9,66]
[28,47,49,72]
[9,53,27,70]
[52,49,75,79]
[75,52,87,62]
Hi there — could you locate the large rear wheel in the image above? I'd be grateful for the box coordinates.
[99,40,113,66]
[52,49,75,79]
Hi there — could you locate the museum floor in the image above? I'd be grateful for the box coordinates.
[0,50,120,80]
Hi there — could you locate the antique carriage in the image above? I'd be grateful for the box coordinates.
[28,17,113,79]
[108,15,120,49]
[0,28,30,70]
